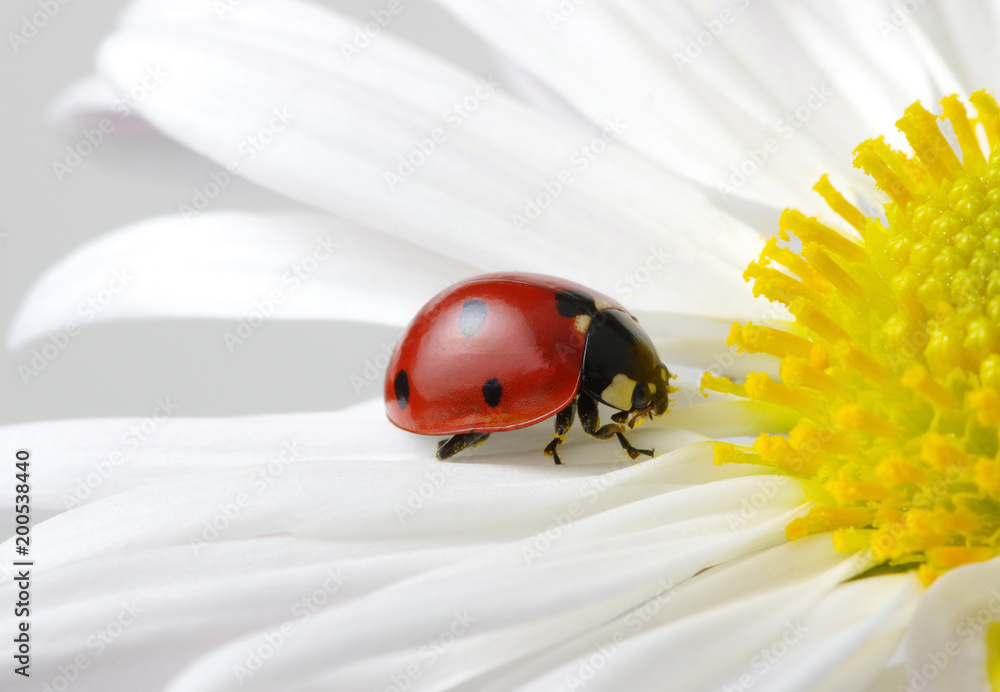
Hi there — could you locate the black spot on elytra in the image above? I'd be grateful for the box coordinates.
[394,370,410,409]
[482,378,502,407]
[555,289,597,318]
[459,299,487,338]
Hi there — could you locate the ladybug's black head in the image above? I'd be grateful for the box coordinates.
[580,309,671,422]
[631,362,670,419]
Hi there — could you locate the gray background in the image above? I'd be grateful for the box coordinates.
[0,0,495,424]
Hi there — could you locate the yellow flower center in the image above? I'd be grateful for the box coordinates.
[704,91,1000,585]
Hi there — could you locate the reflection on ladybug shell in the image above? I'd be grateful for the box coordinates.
[384,272,628,435]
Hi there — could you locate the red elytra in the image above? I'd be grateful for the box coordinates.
[384,272,671,464]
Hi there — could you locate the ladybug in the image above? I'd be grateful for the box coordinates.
[384,272,671,464]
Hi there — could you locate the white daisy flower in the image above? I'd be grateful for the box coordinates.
[4,1,1000,691]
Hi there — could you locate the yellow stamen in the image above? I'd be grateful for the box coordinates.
[925,545,993,569]
[970,90,1000,149]
[780,357,848,398]
[786,507,869,541]
[896,102,962,182]
[835,403,895,438]
[942,95,987,177]
[827,469,891,502]
[788,423,855,455]
[711,443,761,466]
[854,140,914,208]
[744,263,829,306]
[729,322,814,360]
[813,174,868,236]
[753,434,824,475]
[700,372,745,397]
[781,211,866,263]
[801,246,865,303]
[761,236,832,289]
[832,527,871,553]
[790,299,851,343]
[920,433,971,472]
[745,372,821,413]
[876,454,930,485]
[834,342,888,384]
[970,388,1000,426]
[901,364,958,409]
[976,457,1000,496]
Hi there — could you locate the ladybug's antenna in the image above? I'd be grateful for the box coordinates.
[628,409,649,428]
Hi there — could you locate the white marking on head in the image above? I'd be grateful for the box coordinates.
[574,314,592,333]
[601,373,637,410]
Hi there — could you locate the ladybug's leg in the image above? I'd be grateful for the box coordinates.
[436,432,491,460]
[543,400,577,465]
[577,393,654,461]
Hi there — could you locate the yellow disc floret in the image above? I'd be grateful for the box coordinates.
[705,91,1000,585]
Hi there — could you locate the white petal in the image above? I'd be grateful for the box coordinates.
[158,462,806,690]
[88,0,771,320]
[754,571,921,692]
[905,558,1000,692]
[3,440,799,691]
[912,2,1000,96]
[6,211,477,349]
[489,537,918,692]
[864,664,907,692]
[0,400,724,525]
[488,48,598,133]
[770,0,941,142]
[3,538,478,692]
[47,74,161,136]
[433,0,938,213]
[478,535,851,690]
[47,74,121,126]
